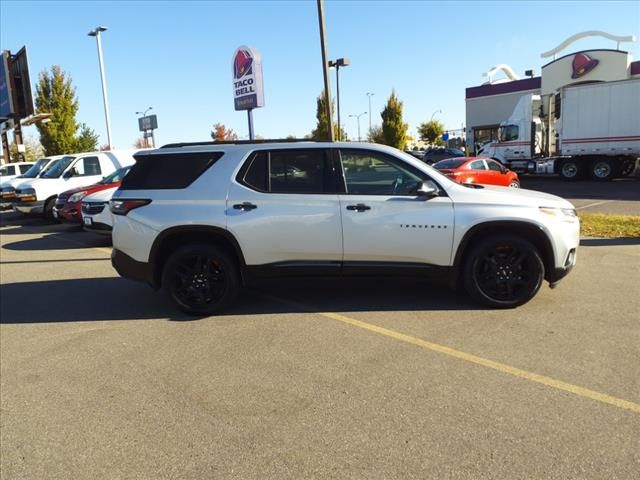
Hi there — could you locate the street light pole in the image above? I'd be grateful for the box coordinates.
[328,58,350,141]
[316,0,334,141]
[88,26,113,149]
[366,92,375,132]
[349,112,367,141]
[430,109,442,121]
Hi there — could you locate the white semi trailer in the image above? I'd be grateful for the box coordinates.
[478,78,640,181]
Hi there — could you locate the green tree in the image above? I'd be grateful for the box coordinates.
[34,65,99,155]
[310,91,346,141]
[380,90,408,150]
[367,125,384,144]
[417,119,445,145]
[75,123,99,152]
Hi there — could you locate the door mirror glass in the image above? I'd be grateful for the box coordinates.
[416,181,438,197]
[63,169,74,179]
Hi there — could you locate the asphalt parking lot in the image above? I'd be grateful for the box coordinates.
[1,207,639,479]
[520,175,640,215]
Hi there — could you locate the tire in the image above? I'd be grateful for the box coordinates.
[463,235,544,308]
[619,158,637,177]
[508,180,520,188]
[161,243,240,316]
[558,159,583,181]
[43,197,58,222]
[590,158,615,181]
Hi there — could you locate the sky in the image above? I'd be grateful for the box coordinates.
[1,0,640,151]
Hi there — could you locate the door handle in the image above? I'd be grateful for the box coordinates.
[233,202,257,211]
[346,203,371,212]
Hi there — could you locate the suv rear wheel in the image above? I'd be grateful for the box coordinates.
[162,243,240,315]
[463,235,544,308]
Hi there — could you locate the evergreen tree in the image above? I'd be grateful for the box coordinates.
[380,90,408,150]
[310,92,346,141]
[75,124,100,152]
[34,66,99,155]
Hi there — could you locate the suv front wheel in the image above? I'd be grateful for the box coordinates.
[463,235,544,308]
[162,243,240,315]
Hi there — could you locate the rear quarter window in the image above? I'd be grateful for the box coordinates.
[120,152,223,190]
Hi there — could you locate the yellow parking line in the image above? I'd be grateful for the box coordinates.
[320,312,640,414]
[264,295,640,414]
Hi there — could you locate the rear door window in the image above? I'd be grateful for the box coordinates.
[19,164,32,174]
[121,152,223,190]
[239,149,336,194]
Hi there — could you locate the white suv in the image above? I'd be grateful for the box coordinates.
[111,141,580,314]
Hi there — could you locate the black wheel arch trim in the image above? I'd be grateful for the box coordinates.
[148,225,247,288]
[452,220,556,282]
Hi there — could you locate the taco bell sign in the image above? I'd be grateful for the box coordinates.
[232,46,264,111]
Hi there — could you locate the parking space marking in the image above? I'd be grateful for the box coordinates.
[265,296,640,414]
[576,200,612,211]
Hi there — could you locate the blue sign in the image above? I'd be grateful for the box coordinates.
[0,52,12,121]
[442,132,449,141]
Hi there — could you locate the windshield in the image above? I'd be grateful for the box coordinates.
[41,156,76,178]
[21,158,50,178]
[433,159,467,170]
[99,165,132,184]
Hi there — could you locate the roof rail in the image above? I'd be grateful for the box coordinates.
[160,138,318,149]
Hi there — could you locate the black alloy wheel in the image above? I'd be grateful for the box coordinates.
[162,244,240,315]
[464,235,544,308]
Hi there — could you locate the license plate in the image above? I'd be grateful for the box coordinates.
[84,217,92,226]
[52,209,59,218]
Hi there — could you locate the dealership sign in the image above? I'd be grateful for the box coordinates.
[232,46,264,111]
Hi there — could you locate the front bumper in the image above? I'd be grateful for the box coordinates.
[111,248,157,289]
[53,203,82,223]
[14,200,45,215]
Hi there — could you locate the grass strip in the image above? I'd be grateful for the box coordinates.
[580,213,640,238]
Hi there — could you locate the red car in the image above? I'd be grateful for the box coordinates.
[53,166,131,223]
[433,157,520,188]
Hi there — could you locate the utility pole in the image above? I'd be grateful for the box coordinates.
[316,0,334,141]
[88,26,113,149]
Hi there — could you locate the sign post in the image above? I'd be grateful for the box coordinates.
[138,114,158,148]
[232,46,264,140]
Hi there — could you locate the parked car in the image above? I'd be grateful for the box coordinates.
[13,149,140,220]
[81,185,119,234]
[405,150,426,160]
[422,147,465,164]
[0,156,64,210]
[53,165,132,223]
[110,141,579,315]
[433,157,520,188]
[0,162,35,183]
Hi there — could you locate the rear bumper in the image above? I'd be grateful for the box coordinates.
[111,248,157,289]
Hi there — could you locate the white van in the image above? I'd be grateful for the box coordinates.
[0,162,35,182]
[1,156,66,209]
[14,149,142,219]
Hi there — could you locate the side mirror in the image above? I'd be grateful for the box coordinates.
[416,181,438,198]
[63,170,74,179]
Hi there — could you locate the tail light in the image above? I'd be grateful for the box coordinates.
[110,199,151,216]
